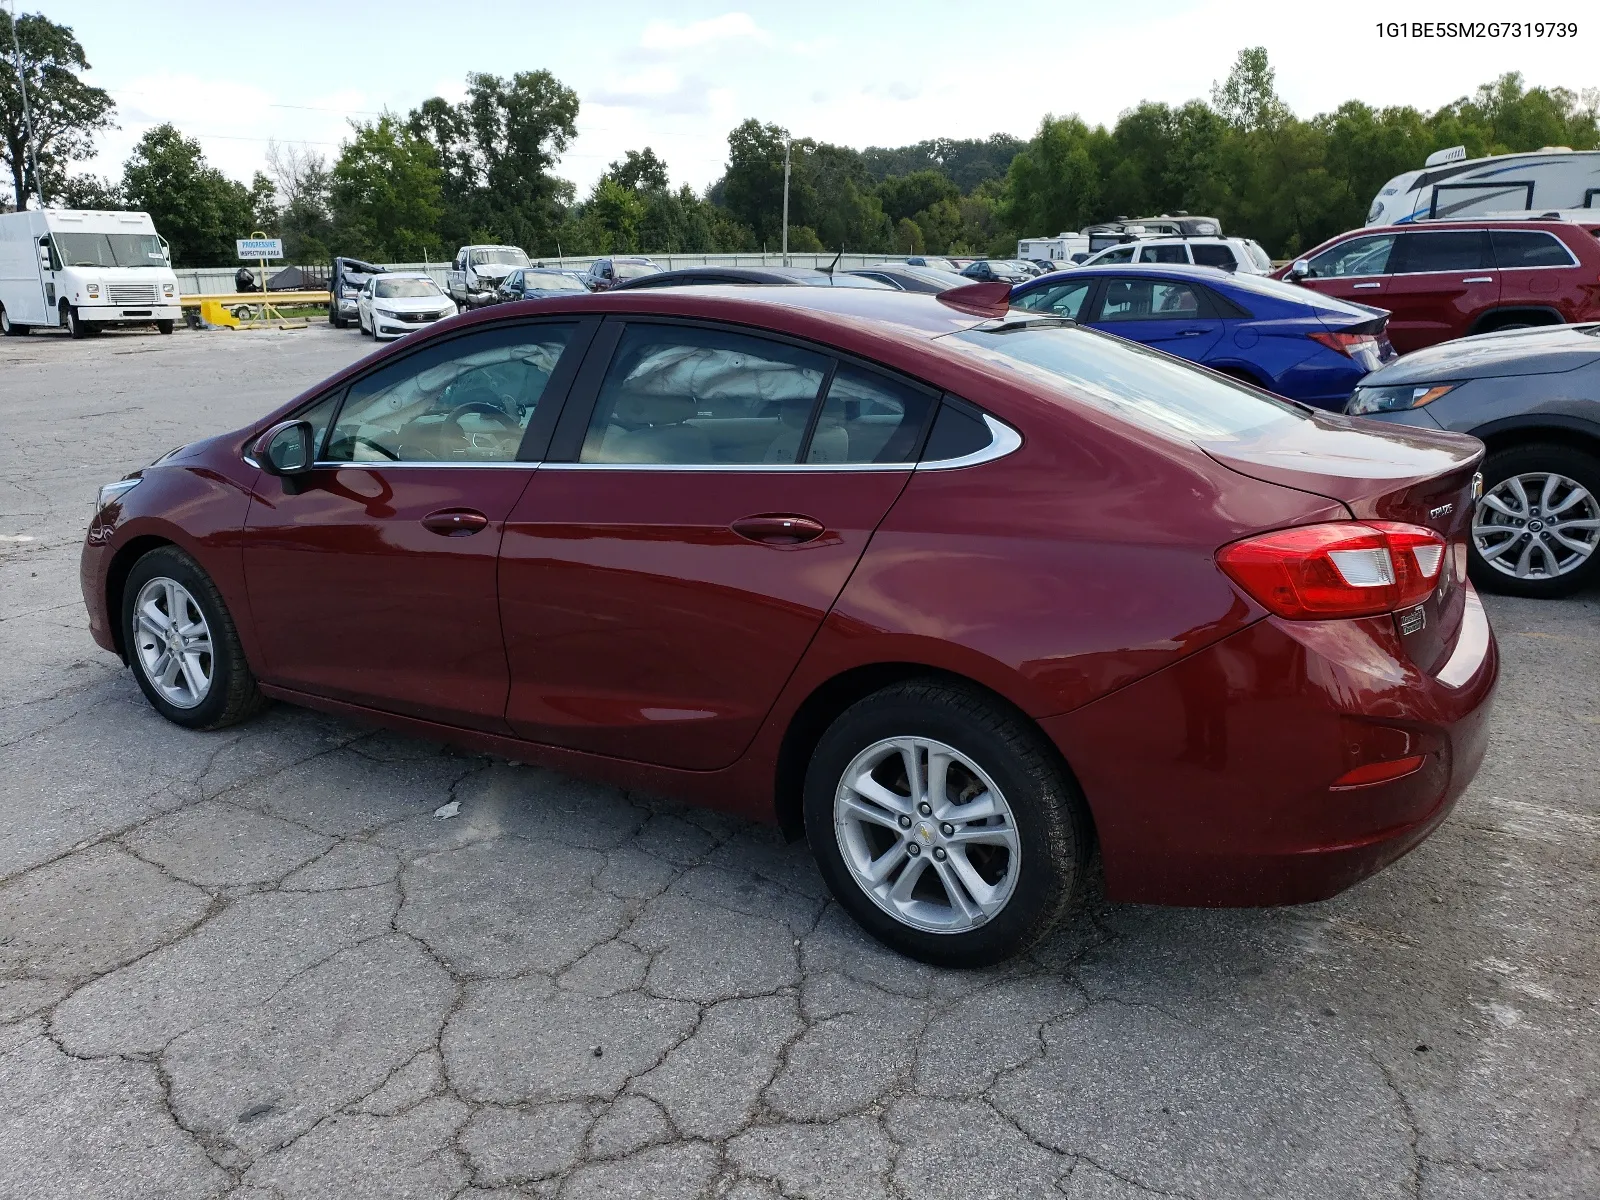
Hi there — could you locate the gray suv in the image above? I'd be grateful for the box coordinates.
[1347,323,1600,598]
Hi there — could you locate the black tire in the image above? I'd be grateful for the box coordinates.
[63,303,86,339]
[804,679,1093,967]
[122,546,268,730]
[156,320,174,335]
[0,304,28,336]
[1469,443,1600,599]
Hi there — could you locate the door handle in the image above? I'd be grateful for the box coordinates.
[1461,276,1493,284]
[1175,327,1209,336]
[730,514,825,545]
[422,508,489,536]
[1351,282,1382,289]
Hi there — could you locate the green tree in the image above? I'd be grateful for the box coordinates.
[877,170,959,225]
[120,125,255,266]
[407,71,579,252]
[56,172,122,208]
[329,115,444,261]
[1000,115,1104,239]
[606,147,669,192]
[0,9,115,209]
[1211,46,1290,133]
[266,140,335,262]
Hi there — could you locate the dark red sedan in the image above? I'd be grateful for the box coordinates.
[82,284,1498,965]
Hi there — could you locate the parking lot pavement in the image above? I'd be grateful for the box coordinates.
[1,322,1596,1200]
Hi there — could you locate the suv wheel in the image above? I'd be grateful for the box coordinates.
[805,680,1092,967]
[1470,444,1600,598]
[123,546,268,729]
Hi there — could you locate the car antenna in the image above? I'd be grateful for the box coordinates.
[823,247,843,278]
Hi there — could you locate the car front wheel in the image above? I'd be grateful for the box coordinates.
[1470,444,1600,598]
[123,546,267,730]
[805,680,1092,967]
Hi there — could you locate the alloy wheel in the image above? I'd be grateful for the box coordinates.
[132,576,214,709]
[1473,472,1600,580]
[833,736,1020,934]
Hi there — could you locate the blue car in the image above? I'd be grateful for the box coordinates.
[1008,264,1396,409]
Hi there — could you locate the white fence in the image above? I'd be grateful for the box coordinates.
[175,252,925,297]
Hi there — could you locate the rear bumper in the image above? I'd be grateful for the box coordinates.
[1042,588,1498,907]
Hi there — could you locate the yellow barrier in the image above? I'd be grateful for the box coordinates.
[179,290,331,308]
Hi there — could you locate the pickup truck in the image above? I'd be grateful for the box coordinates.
[446,245,530,308]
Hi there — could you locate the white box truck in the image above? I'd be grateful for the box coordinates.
[0,208,182,338]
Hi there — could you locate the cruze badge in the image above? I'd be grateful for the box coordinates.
[1429,503,1454,519]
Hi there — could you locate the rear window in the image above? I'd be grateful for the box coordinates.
[944,323,1305,441]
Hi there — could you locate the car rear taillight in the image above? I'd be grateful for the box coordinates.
[1308,330,1379,357]
[1216,521,1447,619]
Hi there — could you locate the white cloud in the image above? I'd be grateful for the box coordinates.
[637,12,768,53]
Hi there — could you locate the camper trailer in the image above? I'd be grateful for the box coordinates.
[0,208,181,337]
[1365,147,1600,227]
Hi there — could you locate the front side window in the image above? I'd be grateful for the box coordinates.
[326,323,576,463]
[1011,280,1092,318]
[581,325,828,465]
[1306,234,1396,278]
[807,365,935,464]
[1096,279,1203,322]
[1490,230,1576,269]
[1392,231,1491,274]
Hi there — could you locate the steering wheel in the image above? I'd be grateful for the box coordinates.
[444,401,519,431]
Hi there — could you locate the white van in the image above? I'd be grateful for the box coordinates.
[0,209,182,338]
[1365,147,1600,227]
[1017,234,1093,265]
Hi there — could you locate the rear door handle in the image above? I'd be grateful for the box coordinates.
[730,514,825,545]
[1351,282,1382,289]
[422,508,489,536]
[1461,276,1493,284]
[1175,327,1209,336]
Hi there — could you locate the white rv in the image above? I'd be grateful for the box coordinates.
[1017,233,1092,265]
[1365,147,1600,227]
[0,208,182,337]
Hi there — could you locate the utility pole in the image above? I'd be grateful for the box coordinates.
[780,135,791,267]
[7,0,47,208]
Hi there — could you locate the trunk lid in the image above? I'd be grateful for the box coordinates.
[1201,410,1484,673]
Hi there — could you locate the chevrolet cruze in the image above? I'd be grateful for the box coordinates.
[82,283,1498,965]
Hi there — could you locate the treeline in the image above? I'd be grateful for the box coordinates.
[6,9,1597,267]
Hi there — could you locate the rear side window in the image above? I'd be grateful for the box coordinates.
[808,365,935,464]
[1096,279,1204,322]
[1142,244,1190,264]
[1191,244,1238,270]
[921,401,992,462]
[1490,230,1577,268]
[1097,246,1136,264]
[1393,231,1491,274]
[946,324,1304,442]
[581,325,828,465]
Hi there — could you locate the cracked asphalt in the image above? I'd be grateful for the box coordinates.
[1,322,1597,1200]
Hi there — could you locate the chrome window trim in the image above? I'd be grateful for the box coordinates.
[914,415,1021,471]
[278,415,1023,474]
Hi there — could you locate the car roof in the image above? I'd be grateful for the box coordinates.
[1019,262,1381,316]
[1361,218,1600,233]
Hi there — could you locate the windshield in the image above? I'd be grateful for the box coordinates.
[524,272,587,292]
[51,232,166,269]
[945,323,1305,442]
[470,248,529,267]
[375,278,441,298]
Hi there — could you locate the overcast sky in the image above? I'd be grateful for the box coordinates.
[46,0,1600,195]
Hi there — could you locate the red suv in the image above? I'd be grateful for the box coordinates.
[1275,218,1600,354]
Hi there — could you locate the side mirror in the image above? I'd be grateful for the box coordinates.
[253,420,315,476]
[39,245,51,268]
[1288,259,1311,281]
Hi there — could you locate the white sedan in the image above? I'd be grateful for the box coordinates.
[357,273,458,341]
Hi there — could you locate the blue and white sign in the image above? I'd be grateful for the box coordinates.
[236,238,284,260]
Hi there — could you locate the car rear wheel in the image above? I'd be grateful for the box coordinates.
[123,546,267,730]
[1470,444,1600,598]
[805,680,1092,966]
